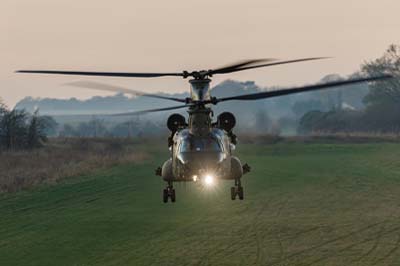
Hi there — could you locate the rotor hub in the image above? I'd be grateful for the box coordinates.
[189,78,212,102]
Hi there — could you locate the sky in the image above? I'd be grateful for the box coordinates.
[1,0,399,107]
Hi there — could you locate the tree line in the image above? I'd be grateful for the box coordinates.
[59,119,165,138]
[0,101,57,150]
[298,44,400,134]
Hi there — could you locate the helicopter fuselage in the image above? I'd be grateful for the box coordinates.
[161,127,243,183]
[156,77,248,202]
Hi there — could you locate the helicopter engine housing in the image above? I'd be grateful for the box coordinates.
[217,112,236,132]
[167,114,186,132]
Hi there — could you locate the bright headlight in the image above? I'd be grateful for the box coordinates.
[204,174,214,186]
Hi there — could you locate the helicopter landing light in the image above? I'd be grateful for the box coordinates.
[204,174,215,186]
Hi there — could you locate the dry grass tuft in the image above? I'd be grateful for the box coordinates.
[0,138,149,193]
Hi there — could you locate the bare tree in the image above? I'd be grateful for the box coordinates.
[0,108,28,150]
[0,98,7,114]
[362,44,400,105]
[0,103,53,150]
[26,110,48,149]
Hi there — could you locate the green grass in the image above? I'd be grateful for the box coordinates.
[1,142,400,266]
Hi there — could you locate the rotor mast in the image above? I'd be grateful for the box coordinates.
[189,78,212,102]
[187,78,213,137]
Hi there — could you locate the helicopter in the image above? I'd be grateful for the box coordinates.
[17,58,390,203]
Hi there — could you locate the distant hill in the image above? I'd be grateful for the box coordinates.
[15,77,370,134]
[15,91,190,115]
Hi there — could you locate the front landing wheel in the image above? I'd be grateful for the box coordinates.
[231,187,236,200]
[171,189,176,202]
[238,187,244,200]
[231,179,244,200]
[163,189,168,203]
[163,183,176,203]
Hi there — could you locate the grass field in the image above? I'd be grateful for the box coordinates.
[1,141,400,265]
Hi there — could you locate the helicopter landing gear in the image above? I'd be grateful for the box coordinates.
[231,179,244,200]
[163,181,176,203]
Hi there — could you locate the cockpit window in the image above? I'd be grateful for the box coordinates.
[180,137,222,152]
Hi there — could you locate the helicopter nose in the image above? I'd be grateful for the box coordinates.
[186,152,223,165]
[181,152,225,175]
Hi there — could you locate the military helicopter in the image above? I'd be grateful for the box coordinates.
[17,58,390,203]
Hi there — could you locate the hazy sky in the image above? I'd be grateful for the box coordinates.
[1,0,399,107]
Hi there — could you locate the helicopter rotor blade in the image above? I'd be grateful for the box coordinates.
[214,57,330,75]
[110,104,190,116]
[209,59,276,75]
[16,57,329,79]
[214,75,392,103]
[65,81,187,103]
[16,70,184,78]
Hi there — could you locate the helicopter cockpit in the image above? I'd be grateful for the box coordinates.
[175,131,226,168]
[179,137,222,153]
